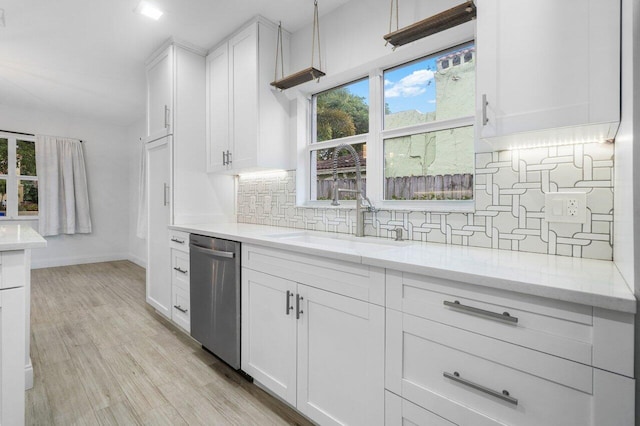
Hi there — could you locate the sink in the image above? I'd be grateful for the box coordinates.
[265,231,411,250]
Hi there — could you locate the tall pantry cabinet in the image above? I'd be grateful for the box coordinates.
[144,39,210,319]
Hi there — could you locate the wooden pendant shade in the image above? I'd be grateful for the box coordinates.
[271,0,325,90]
[384,1,476,48]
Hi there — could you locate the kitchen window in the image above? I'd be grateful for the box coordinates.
[0,133,38,218]
[302,42,475,210]
[310,79,369,202]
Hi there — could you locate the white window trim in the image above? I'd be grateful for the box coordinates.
[295,30,475,212]
[0,132,39,220]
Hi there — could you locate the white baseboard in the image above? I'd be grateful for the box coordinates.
[25,359,33,390]
[30,253,129,269]
[127,254,147,269]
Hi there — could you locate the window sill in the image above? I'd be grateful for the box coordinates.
[0,216,39,221]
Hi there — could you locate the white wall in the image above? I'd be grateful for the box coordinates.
[127,120,147,268]
[0,104,133,268]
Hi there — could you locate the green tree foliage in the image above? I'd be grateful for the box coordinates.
[316,88,369,143]
[17,140,36,176]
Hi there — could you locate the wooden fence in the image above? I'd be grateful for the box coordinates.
[316,174,473,201]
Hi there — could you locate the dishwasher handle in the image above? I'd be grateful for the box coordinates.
[189,243,236,259]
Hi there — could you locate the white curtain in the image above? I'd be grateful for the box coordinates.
[136,140,147,239]
[35,135,92,236]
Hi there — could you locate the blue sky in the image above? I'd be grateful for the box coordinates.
[344,57,437,115]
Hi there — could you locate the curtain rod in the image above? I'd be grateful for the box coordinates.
[0,129,83,143]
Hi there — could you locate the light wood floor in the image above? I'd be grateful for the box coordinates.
[27,260,313,426]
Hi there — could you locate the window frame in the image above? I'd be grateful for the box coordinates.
[0,132,39,220]
[296,34,476,212]
[308,77,371,207]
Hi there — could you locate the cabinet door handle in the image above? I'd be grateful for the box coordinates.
[443,300,518,324]
[222,150,227,166]
[444,371,518,406]
[286,290,293,315]
[163,183,169,206]
[171,238,185,244]
[482,94,489,125]
[296,294,304,319]
[173,267,188,274]
[164,105,170,129]
[173,305,188,314]
[227,150,232,165]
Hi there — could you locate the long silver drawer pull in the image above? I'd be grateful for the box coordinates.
[171,238,185,244]
[443,300,518,324]
[173,267,188,274]
[189,244,235,259]
[174,305,188,314]
[444,371,518,406]
[286,290,293,315]
[296,294,304,319]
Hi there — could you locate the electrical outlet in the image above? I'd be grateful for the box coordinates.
[545,192,587,223]
[264,195,272,209]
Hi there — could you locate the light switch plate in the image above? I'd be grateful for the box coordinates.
[544,192,587,223]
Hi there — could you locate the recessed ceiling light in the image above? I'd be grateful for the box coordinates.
[135,1,163,21]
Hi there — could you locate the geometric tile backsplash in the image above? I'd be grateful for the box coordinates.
[237,142,614,260]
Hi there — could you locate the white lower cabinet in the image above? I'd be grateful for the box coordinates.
[385,270,635,426]
[169,231,190,333]
[241,266,384,426]
[385,391,462,426]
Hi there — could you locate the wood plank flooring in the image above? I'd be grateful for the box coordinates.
[27,261,313,426]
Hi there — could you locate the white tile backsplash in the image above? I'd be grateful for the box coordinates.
[237,143,615,260]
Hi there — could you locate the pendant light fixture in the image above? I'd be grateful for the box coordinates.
[271,0,326,90]
[384,1,476,49]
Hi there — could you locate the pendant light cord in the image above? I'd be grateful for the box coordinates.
[386,0,399,46]
[274,21,284,82]
[311,0,322,73]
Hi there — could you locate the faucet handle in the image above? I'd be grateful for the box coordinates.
[362,195,378,212]
[393,228,404,241]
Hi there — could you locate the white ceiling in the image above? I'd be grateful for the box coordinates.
[0,0,349,127]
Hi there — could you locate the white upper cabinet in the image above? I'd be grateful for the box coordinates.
[146,46,174,138]
[475,0,621,151]
[206,17,291,173]
[206,44,230,173]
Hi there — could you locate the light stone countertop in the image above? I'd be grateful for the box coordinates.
[170,223,636,314]
[0,224,47,251]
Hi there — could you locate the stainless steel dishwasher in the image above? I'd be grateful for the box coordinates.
[189,234,240,369]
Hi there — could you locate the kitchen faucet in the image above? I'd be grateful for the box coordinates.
[331,143,377,237]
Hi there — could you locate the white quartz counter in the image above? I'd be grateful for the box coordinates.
[171,223,636,314]
[0,224,46,250]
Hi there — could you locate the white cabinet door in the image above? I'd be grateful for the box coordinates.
[241,268,297,406]
[146,137,172,318]
[206,44,230,173]
[476,0,619,142]
[229,23,258,171]
[0,286,26,426]
[297,284,384,426]
[146,46,173,138]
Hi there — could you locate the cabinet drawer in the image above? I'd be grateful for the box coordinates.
[243,244,385,305]
[169,230,189,252]
[384,391,501,426]
[386,310,598,426]
[172,286,190,333]
[386,270,593,365]
[0,252,26,290]
[171,250,189,292]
